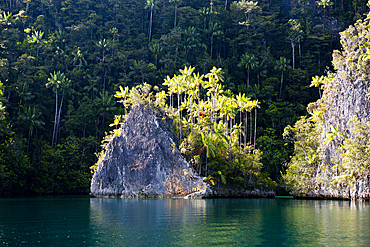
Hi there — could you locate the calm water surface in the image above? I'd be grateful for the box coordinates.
[0,197,369,246]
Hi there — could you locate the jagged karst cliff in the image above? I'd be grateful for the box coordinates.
[284,13,370,200]
[90,104,206,197]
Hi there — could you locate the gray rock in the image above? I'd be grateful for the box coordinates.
[90,104,206,197]
[300,26,370,200]
[203,185,275,198]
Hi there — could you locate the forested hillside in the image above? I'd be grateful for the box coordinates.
[0,0,368,195]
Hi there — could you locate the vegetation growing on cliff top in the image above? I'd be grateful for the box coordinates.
[0,0,368,195]
[283,4,370,195]
[105,66,276,188]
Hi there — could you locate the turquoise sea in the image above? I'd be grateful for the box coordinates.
[0,197,369,246]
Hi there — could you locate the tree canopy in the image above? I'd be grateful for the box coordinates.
[0,0,368,195]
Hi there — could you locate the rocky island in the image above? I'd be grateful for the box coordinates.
[284,14,370,200]
[90,104,207,197]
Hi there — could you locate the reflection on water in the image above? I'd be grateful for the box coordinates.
[0,197,369,246]
[89,198,370,246]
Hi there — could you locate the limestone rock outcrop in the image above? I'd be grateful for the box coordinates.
[303,19,370,200]
[90,104,206,197]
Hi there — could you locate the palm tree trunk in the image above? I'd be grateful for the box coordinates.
[177,90,181,140]
[254,107,257,149]
[291,42,295,70]
[229,117,232,161]
[27,126,31,156]
[244,112,247,145]
[112,35,115,57]
[210,38,213,59]
[52,88,58,146]
[279,70,284,99]
[249,111,252,145]
[55,93,64,146]
[148,7,153,43]
[239,111,242,148]
[247,70,250,88]
[174,3,177,29]
[101,110,106,137]
[205,154,208,177]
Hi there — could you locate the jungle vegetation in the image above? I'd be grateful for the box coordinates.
[283,5,370,195]
[0,0,368,195]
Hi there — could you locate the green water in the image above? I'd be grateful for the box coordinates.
[0,197,369,246]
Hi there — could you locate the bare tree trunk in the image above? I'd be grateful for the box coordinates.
[291,42,295,70]
[279,70,284,99]
[148,8,153,43]
[254,107,257,150]
[52,89,58,146]
[239,111,242,148]
[27,127,31,156]
[229,117,232,161]
[244,112,247,145]
[55,93,64,146]
[177,90,181,140]
[249,111,252,145]
[174,3,177,29]
[247,70,250,88]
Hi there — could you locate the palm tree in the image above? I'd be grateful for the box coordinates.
[15,83,34,105]
[206,22,223,59]
[256,61,267,85]
[238,53,259,89]
[97,91,117,135]
[0,11,13,25]
[19,106,45,155]
[54,28,65,49]
[224,97,236,160]
[149,41,162,67]
[72,47,87,67]
[235,0,260,26]
[201,132,219,176]
[316,0,333,18]
[55,77,73,145]
[205,67,224,123]
[274,56,292,99]
[198,7,210,30]
[310,75,325,98]
[45,71,70,146]
[110,27,118,56]
[83,75,99,100]
[97,39,110,90]
[114,85,131,114]
[183,26,201,60]
[253,101,260,150]
[236,93,246,147]
[28,30,47,57]
[169,0,181,29]
[97,39,110,61]
[145,0,158,44]
[287,19,302,70]
[240,94,252,145]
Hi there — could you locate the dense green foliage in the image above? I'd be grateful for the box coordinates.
[0,0,368,194]
[283,6,370,195]
[104,67,275,188]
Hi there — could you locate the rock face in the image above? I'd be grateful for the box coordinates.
[311,76,370,200]
[305,20,370,200]
[90,104,206,197]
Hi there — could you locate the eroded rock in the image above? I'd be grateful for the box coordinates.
[90,104,206,197]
